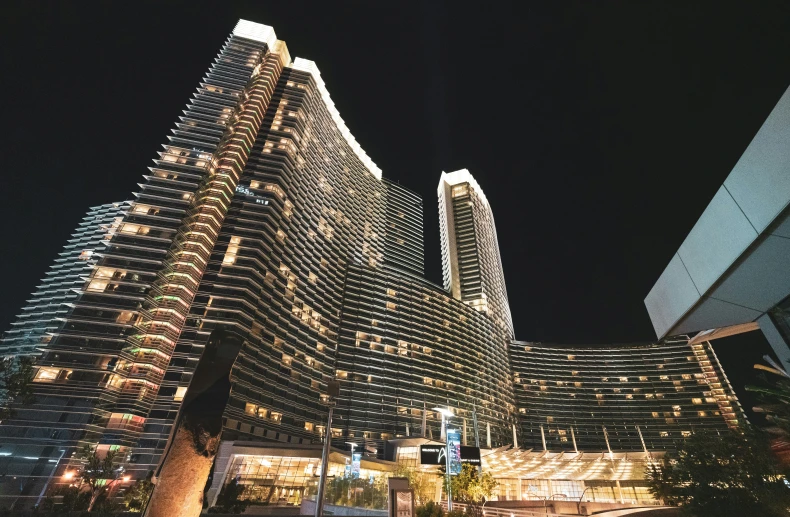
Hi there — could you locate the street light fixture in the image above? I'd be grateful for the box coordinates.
[432,407,454,511]
[315,379,341,517]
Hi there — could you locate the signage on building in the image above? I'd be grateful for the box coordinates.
[459,446,481,465]
[420,444,482,467]
[420,445,445,465]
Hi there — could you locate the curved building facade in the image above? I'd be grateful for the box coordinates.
[335,264,516,449]
[509,339,744,452]
[0,18,746,510]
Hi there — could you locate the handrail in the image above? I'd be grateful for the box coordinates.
[440,501,564,517]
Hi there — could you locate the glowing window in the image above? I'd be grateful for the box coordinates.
[174,387,188,402]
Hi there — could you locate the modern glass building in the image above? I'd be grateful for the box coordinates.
[509,339,744,452]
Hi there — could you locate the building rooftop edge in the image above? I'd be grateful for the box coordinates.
[438,168,489,205]
[233,20,382,181]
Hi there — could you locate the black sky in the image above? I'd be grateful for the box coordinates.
[1,1,788,415]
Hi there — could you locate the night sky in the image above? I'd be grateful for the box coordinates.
[2,1,789,418]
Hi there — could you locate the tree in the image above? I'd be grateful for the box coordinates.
[77,445,122,511]
[393,464,435,505]
[416,500,444,517]
[209,478,249,514]
[0,355,35,420]
[449,464,498,517]
[647,429,790,516]
[124,471,155,512]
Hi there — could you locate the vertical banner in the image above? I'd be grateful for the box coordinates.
[352,452,361,479]
[447,428,462,475]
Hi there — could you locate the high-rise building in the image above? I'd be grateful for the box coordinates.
[0,203,126,356]
[438,169,513,337]
[0,18,747,511]
[509,339,744,452]
[0,21,517,508]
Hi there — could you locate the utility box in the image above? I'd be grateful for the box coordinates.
[388,478,413,517]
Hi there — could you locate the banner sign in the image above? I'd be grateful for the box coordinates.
[352,452,361,479]
[447,428,462,475]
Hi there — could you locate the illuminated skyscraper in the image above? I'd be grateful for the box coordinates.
[0,21,516,508]
[438,169,513,336]
[0,202,126,356]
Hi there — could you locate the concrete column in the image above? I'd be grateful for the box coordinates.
[759,313,790,369]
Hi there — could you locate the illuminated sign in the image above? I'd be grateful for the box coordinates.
[352,452,361,479]
[447,429,461,475]
[235,185,270,205]
[419,445,481,467]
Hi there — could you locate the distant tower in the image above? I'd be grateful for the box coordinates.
[0,202,126,356]
[438,169,513,337]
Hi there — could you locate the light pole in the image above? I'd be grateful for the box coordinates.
[315,379,340,517]
[433,407,454,511]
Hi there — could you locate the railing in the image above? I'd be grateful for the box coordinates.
[440,502,565,517]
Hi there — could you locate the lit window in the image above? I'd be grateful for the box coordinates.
[106,413,145,431]
[546,416,554,423]
[308,272,318,284]
[116,311,135,324]
[692,398,702,404]
[305,422,315,432]
[639,376,648,381]
[698,411,707,417]
[35,367,69,382]
[386,288,397,296]
[660,431,669,437]
[681,431,692,438]
[619,377,628,382]
[87,279,109,292]
[386,302,397,310]
[567,355,576,360]
[174,387,188,402]
[574,381,582,387]
[652,412,659,418]
[223,238,239,265]
[660,375,669,381]
[571,371,579,376]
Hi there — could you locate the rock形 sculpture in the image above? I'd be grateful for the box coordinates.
[143,327,244,517]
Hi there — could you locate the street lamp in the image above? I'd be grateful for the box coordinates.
[315,379,341,517]
[433,407,454,511]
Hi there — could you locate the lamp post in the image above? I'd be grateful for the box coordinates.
[315,379,341,517]
[433,407,454,511]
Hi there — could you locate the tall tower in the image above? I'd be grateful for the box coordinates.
[438,169,513,337]
[1,202,126,356]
